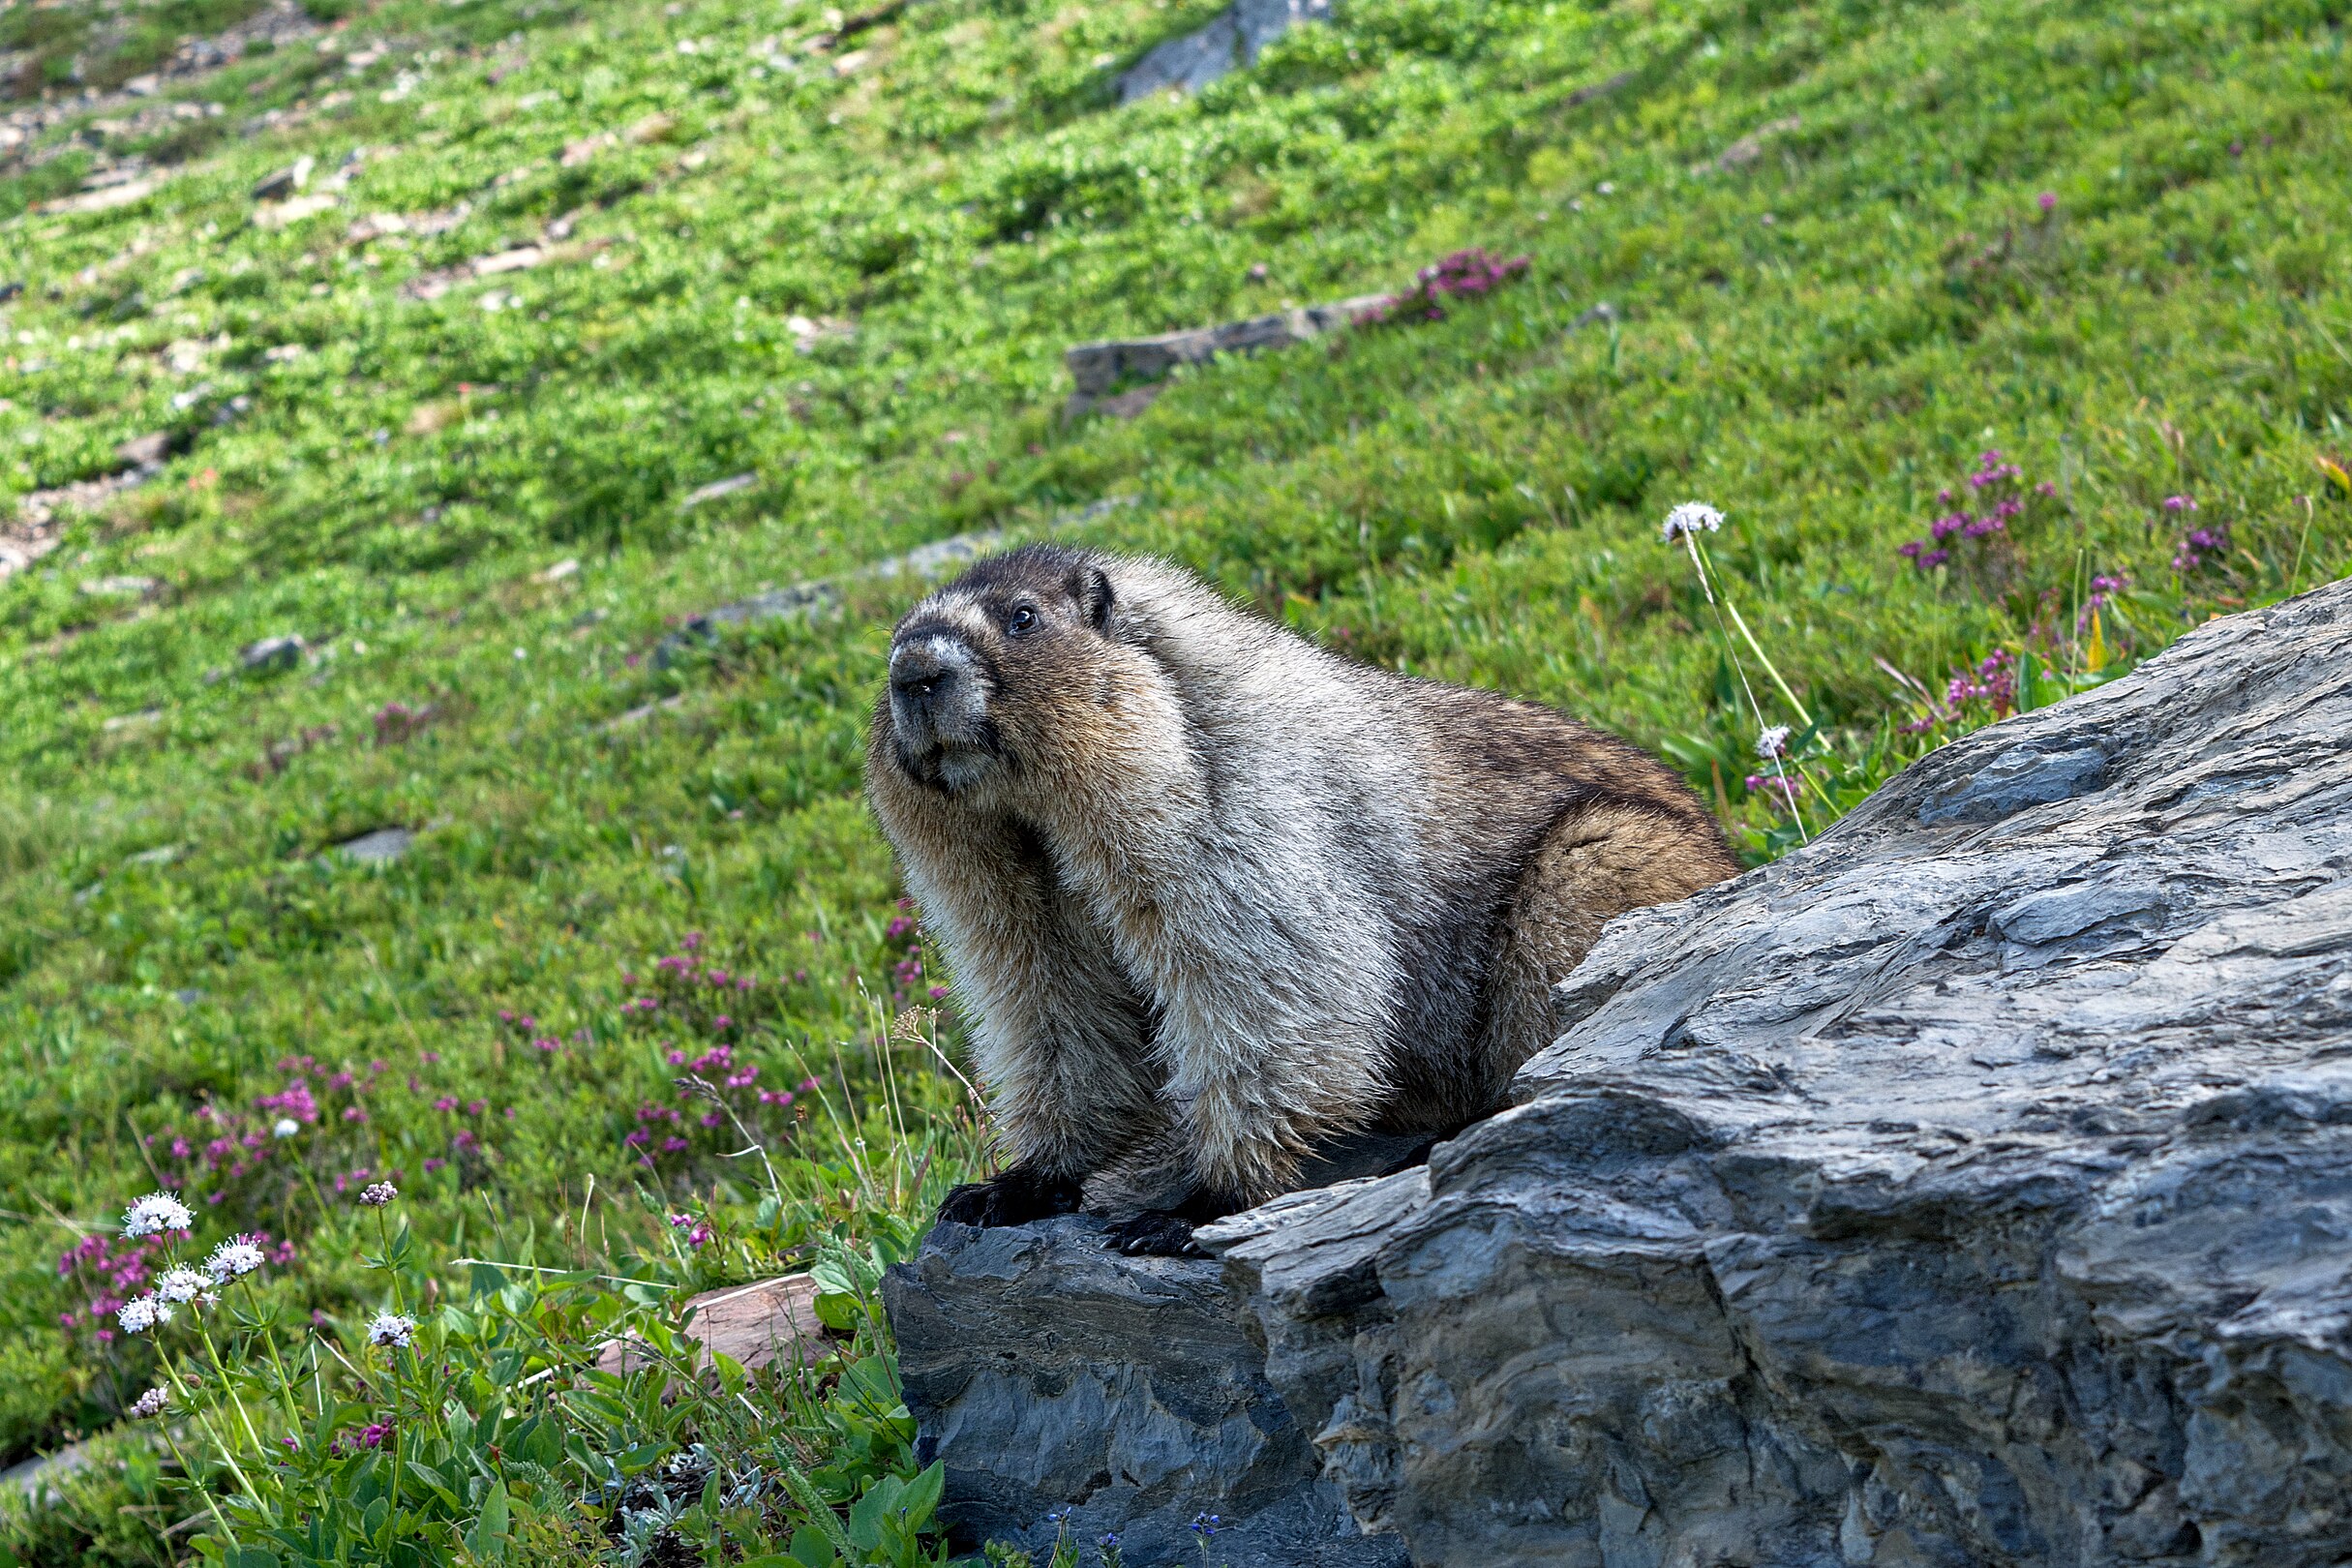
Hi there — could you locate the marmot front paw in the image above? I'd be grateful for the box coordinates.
[1101,1211,1206,1257]
[935,1166,1083,1228]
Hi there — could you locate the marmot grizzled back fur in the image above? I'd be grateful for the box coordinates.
[867,545,1738,1254]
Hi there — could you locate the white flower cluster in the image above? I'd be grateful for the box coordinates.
[206,1237,267,1283]
[122,1192,195,1239]
[1755,725,1792,760]
[128,1387,170,1420]
[1660,501,1725,541]
[154,1266,212,1305]
[272,1118,301,1140]
[366,1312,416,1348]
[117,1296,173,1335]
[357,1182,399,1209]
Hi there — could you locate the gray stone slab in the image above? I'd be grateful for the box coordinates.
[886,1214,1408,1568]
[1117,0,1333,102]
[1064,294,1392,407]
[1212,578,2352,1567]
[332,827,414,864]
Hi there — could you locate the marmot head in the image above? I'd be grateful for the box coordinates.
[881,544,1119,795]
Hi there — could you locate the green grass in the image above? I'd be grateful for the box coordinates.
[2,0,2349,1553]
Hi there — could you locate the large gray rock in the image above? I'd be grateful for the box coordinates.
[890,578,2352,1567]
[1211,578,2352,1566]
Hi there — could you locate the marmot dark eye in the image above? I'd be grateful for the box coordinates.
[1007,606,1037,635]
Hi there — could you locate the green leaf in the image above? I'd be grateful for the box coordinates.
[518,1412,565,1468]
[617,1441,669,1474]
[407,1460,464,1512]
[812,1290,863,1332]
[846,1475,904,1553]
[787,1527,839,1568]
[895,1462,945,1532]
[807,1258,859,1297]
[226,1548,281,1568]
[839,1355,901,1414]
[466,1480,511,1563]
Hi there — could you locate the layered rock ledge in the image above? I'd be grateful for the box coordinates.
[889,579,2352,1567]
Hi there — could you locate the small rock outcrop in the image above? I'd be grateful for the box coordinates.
[330,827,414,864]
[1063,296,1390,419]
[1117,0,1332,102]
[888,579,2352,1567]
[238,633,307,673]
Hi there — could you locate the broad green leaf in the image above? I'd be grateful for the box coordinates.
[896,1462,945,1532]
[791,1529,841,1568]
[466,1480,511,1564]
[846,1474,904,1553]
[807,1259,859,1297]
[406,1461,463,1512]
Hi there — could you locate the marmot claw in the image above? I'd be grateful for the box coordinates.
[936,1167,1083,1228]
[1102,1211,1204,1257]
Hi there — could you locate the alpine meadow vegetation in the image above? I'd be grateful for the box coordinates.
[2,0,2349,1556]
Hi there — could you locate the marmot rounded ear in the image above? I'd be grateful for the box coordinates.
[1083,566,1115,632]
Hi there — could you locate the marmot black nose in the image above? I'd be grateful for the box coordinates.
[890,646,954,708]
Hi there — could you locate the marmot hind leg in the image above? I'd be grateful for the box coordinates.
[1477,799,1740,1087]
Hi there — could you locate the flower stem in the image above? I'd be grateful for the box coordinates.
[1680,535,1811,844]
[383,1356,406,1546]
[154,1419,240,1548]
[2289,492,2316,595]
[251,1287,307,1431]
[376,1209,407,1314]
[1704,555,1814,729]
[157,1346,260,1519]
[197,1318,265,1456]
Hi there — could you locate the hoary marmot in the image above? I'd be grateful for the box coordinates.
[867,545,1738,1255]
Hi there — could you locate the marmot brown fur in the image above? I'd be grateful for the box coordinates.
[866,545,1738,1254]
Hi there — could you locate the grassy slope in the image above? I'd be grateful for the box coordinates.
[1,0,2349,1546]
